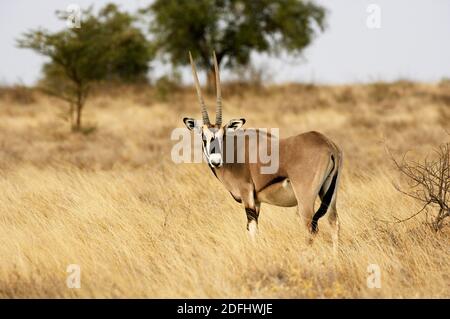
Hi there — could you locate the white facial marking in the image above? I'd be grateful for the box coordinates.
[202,127,224,167]
[209,153,222,166]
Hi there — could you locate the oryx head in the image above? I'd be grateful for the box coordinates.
[183,51,245,168]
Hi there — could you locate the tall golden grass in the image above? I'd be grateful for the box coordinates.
[0,82,448,298]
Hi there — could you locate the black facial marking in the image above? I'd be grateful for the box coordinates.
[208,165,218,179]
[209,138,217,153]
[208,137,223,155]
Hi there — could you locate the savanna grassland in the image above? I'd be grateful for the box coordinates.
[0,81,448,298]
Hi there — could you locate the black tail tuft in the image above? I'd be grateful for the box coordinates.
[311,159,338,233]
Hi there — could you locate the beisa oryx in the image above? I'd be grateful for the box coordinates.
[183,52,343,250]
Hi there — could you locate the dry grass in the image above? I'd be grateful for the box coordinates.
[0,82,448,298]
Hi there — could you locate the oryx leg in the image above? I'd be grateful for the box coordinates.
[242,188,260,240]
[296,197,316,245]
[290,162,330,245]
[319,161,341,254]
[327,200,339,254]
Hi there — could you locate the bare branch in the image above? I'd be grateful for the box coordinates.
[386,142,450,231]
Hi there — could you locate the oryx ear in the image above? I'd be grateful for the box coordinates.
[225,118,246,132]
[183,117,201,132]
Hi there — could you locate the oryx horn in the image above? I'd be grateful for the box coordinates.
[189,51,210,125]
[213,51,222,126]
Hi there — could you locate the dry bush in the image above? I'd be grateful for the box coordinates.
[391,142,450,231]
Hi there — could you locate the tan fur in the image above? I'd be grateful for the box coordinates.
[210,128,342,249]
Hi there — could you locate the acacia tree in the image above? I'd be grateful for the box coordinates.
[18,4,152,131]
[143,0,326,91]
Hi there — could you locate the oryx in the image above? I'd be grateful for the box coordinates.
[183,52,343,250]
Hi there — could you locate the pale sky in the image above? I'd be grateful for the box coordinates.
[1,0,449,85]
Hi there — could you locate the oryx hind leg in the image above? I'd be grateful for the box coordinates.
[319,157,341,254]
[327,199,339,255]
[290,176,321,245]
[291,154,336,246]
[296,199,316,245]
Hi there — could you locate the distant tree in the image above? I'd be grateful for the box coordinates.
[17,4,153,131]
[143,0,326,90]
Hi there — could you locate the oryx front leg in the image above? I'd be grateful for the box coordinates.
[246,205,260,240]
[242,189,260,241]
